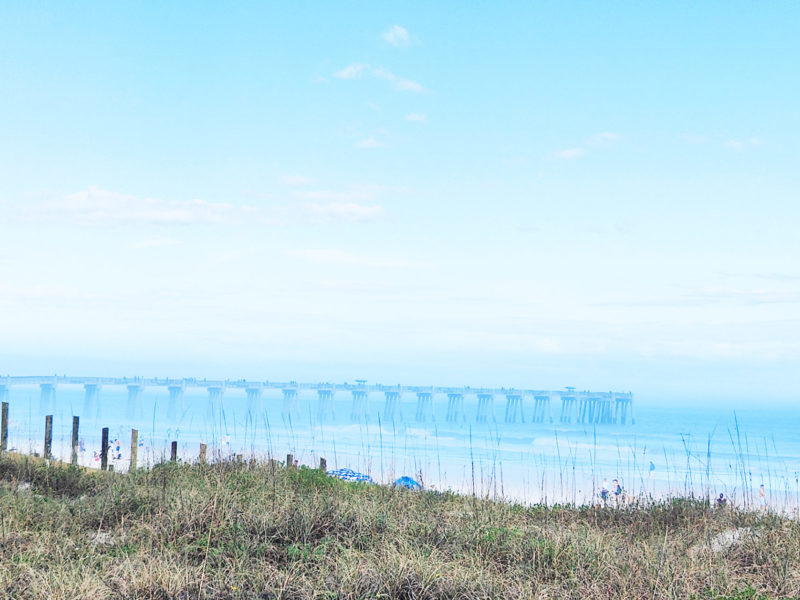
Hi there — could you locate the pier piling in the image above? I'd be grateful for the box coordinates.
[282,389,298,415]
[446,393,464,422]
[476,393,494,423]
[167,384,185,420]
[317,389,334,420]
[350,390,368,422]
[39,383,56,415]
[504,394,523,423]
[533,394,551,423]
[383,390,400,420]
[415,392,433,422]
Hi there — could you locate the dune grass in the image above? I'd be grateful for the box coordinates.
[0,453,797,599]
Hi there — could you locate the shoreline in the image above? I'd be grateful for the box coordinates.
[2,443,797,519]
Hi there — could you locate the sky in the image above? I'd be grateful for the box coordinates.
[1,2,799,402]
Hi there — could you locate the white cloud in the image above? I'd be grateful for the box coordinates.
[333,63,367,80]
[0,284,111,311]
[376,70,425,93]
[31,186,246,226]
[554,148,585,160]
[405,113,427,122]
[586,132,621,147]
[554,132,621,159]
[281,175,315,186]
[127,237,180,250]
[307,202,384,221]
[293,185,387,203]
[593,285,800,309]
[383,24,410,47]
[355,137,387,149]
[292,185,388,222]
[289,248,429,268]
[725,138,763,150]
[332,63,427,93]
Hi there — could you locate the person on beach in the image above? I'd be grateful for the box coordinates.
[612,479,622,504]
[716,493,727,508]
[600,479,609,502]
[759,484,766,510]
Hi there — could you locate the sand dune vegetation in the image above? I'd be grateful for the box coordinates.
[0,454,798,599]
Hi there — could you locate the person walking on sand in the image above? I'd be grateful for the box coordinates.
[612,479,622,505]
[758,484,766,511]
[600,478,609,502]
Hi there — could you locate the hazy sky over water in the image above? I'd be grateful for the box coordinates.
[1,3,799,400]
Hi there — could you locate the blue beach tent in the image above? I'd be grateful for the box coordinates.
[327,468,373,483]
[393,476,421,490]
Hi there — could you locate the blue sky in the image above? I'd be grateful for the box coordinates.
[1,3,799,401]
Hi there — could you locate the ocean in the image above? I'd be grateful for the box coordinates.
[4,383,799,512]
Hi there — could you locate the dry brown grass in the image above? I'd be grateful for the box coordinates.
[0,453,797,599]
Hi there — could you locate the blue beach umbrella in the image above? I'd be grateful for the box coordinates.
[327,468,373,483]
[393,476,421,490]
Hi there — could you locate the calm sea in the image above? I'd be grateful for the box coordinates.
[5,384,799,510]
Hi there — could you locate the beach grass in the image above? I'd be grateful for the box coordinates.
[0,453,798,599]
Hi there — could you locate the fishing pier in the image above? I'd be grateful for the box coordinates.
[0,376,634,425]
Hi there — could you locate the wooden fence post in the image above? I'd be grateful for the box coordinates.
[100,427,109,471]
[129,429,138,471]
[1,401,8,453]
[199,443,207,464]
[71,416,79,467]
[170,441,178,462]
[286,453,294,468]
[44,415,53,460]
[319,457,327,471]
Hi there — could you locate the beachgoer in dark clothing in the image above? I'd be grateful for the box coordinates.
[600,478,609,501]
